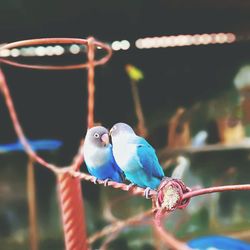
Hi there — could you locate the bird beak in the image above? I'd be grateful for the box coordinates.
[101,133,109,146]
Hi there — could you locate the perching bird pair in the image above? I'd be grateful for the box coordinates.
[82,123,165,196]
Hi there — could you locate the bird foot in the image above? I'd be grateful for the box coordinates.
[104,178,110,187]
[93,177,98,184]
[127,183,136,191]
[144,187,152,199]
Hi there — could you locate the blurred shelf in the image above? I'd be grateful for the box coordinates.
[159,139,250,159]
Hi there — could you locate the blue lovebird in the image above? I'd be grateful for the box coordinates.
[187,235,250,250]
[110,123,165,196]
[82,126,124,184]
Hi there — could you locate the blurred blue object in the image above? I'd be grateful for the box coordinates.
[188,235,250,250]
[0,139,63,153]
[191,130,208,147]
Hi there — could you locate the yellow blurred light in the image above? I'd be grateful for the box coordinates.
[125,64,144,81]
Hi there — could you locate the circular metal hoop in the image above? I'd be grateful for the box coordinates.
[0,37,112,70]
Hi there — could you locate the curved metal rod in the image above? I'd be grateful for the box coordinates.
[0,69,59,173]
[0,38,112,70]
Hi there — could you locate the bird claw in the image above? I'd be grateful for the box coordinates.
[104,178,110,187]
[93,177,98,184]
[127,183,136,191]
[144,187,152,199]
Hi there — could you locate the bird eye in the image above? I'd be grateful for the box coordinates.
[94,133,100,138]
[113,126,117,130]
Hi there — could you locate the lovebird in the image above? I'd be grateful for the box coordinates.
[82,126,124,184]
[110,122,165,196]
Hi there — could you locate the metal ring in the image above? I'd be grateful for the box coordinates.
[0,37,112,70]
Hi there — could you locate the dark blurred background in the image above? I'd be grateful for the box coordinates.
[1,0,250,162]
[1,1,250,249]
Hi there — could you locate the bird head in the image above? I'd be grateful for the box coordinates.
[110,123,135,141]
[85,126,110,147]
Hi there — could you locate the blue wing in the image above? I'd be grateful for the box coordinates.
[135,137,164,180]
[86,154,124,183]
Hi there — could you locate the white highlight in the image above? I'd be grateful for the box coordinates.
[69,44,81,54]
[135,33,236,49]
[234,65,250,90]
[53,45,64,56]
[112,40,130,51]
[35,46,46,56]
[10,48,20,57]
[111,41,121,51]
[45,46,54,56]
[0,49,10,57]
[0,32,237,58]
[120,40,130,50]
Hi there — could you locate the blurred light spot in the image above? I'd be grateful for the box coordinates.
[120,40,130,50]
[20,47,35,57]
[35,46,46,56]
[0,49,10,57]
[234,65,250,90]
[54,45,64,56]
[227,33,236,43]
[69,44,80,54]
[135,32,237,49]
[10,48,20,57]
[111,41,121,51]
[200,34,212,44]
[45,46,54,56]
[135,39,143,49]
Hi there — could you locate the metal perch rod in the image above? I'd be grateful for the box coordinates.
[0,37,112,250]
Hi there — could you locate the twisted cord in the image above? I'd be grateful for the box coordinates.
[70,170,250,214]
[70,170,158,198]
[58,172,87,250]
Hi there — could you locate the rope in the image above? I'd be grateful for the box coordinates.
[57,171,87,250]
